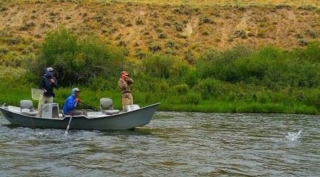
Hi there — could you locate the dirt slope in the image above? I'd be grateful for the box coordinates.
[0,1,319,62]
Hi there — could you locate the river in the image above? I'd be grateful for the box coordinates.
[0,112,319,176]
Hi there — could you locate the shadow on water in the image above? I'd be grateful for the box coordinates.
[2,123,153,136]
[99,127,153,136]
[2,124,31,129]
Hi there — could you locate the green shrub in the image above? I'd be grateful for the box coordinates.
[196,45,252,82]
[184,69,198,88]
[193,79,220,100]
[88,76,108,91]
[293,41,320,63]
[141,54,174,79]
[30,26,123,86]
[180,93,201,105]
[172,84,189,95]
[158,80,170,92]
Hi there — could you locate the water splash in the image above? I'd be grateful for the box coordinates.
[286,130,302,142]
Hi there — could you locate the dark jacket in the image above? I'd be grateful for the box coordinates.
[39,74,58,97]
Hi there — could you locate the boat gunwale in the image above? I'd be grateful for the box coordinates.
[0,102,161,121]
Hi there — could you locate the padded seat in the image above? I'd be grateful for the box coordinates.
[20,100,38,116]
[100,98,120,115]
[102,109,120,115]
[125,104,140,111]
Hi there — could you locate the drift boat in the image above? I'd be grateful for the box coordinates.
[0,100,160,131]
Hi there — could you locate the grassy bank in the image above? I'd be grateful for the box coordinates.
[0,81,318,115]
[1,41,319,115]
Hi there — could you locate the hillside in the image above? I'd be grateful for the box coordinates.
[0,0,320,64]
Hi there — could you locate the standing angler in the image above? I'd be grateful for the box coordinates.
[37,67,58,117]
[118,71,134,112]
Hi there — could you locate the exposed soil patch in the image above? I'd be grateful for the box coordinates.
[0,1,319,61]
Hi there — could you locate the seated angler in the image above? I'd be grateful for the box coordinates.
[62,88,87,116]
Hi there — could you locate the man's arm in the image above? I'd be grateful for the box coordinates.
[125,76,134,84]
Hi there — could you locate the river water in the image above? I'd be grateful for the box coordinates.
[0,112,319,176]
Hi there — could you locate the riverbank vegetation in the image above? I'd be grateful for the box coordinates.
[0,27,319,114]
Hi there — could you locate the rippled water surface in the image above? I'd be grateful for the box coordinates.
[0,112,319,176]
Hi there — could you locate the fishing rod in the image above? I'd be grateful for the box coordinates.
[79,101,99,111]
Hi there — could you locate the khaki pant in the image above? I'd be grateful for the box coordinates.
[122,93,133,111]
[37,96,53,117]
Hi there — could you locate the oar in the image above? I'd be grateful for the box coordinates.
[64,114,73,136]
[64,105,77,136]
[79,101,98,111]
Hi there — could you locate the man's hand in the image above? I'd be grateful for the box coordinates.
[76,98,81,103]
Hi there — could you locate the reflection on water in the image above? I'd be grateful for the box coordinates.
[0,112,320,176]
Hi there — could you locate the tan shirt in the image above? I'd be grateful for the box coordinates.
[118,76,134,94]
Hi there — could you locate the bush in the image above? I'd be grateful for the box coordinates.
[193,79,220,100]
[172,84,189,95]
[141,54,174,79]
[180,93,201,105]
[30,26,124,86]
[196,45,252,82]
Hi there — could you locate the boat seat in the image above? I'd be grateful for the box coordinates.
[126,104,140,111]
[20,100,38,116]
[100,98,120,115]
